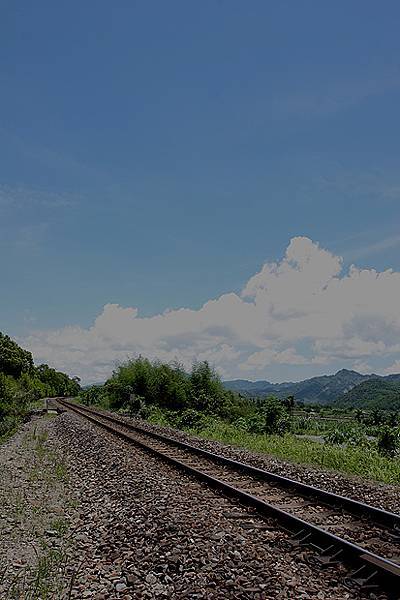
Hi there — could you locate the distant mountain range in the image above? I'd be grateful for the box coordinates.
[223,369,400,406]
[335,379,400,410]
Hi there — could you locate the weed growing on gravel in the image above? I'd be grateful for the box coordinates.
[26,427,69,485]
[67,498,79,509]
[29,466,41,483]
[5,546,69,600]
[53,460,68,482]
[30,547,67,599]
[50,517,69,536]
[13,490,26,519]
[43,412,57,419]
[33,430,49,460]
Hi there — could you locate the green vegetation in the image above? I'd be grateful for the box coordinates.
[81,356,400,485]
[1,420,75,599]
[0,332,81,442]
[335,378,400,410]
[50,517,69,536]
[5,544,70,600]
[30,547,68,600]
[193,421,400,485]
[79,356,255,422]
[224,369,400,406]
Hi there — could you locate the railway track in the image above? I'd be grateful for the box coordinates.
[56,398,400,597]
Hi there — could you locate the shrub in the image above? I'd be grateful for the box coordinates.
[247,414,266,434]
[324,426,369,448]
[377,426,400,458]
[176,408,206,430]
[79,385,108,407]
[98,358,234,418]
[124,393,145,415]
[324,428,348,445]
[262,396,290,435]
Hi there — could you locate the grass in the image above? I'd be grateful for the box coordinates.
[13,490,26,519]
[53,460,68,482]
[147,414,400,485]
[0,417,21,445]
[26,427,69,484]
[2,425,74,599]
[195,421,400,485]
[33,430,49,459]
[50,517,69,536]
[30,547,66,599]
[6,546,70,600]
[83,397,400,485]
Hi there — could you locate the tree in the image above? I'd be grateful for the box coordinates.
[261,396,290,435]
[282,395,295,412]
[35,364,81,396]
[0,331,80,440]
[0,333,33,378]
[387,412,399,427]
[189,361,227,414]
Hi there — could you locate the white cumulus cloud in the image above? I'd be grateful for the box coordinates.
[21,237,400,383]
[385,360,400,375]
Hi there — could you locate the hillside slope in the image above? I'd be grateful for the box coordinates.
[224,369,400,405]
[335,379,400,410]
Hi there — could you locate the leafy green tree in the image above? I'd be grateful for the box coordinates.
[371,408,385,426]
[35,364,81,396]
[0,373,18,419]
[0,332,81,440]
[189,361,227,414]
[0,333,34,378]
[355,408,364,423]
[107,356,153,408]
[79,385,108,406]
[282,395,295,412]
[152,361,189,410]
[261,396,290,435]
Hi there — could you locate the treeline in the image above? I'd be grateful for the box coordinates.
[0,332,81,439]
[79,356,292,433]
[80,357,251,419]
[80,357,400,459]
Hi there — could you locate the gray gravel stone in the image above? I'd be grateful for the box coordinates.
[1,410,391,599]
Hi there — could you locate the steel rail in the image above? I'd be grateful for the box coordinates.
[58,399,400,530]
[58,398,400,595]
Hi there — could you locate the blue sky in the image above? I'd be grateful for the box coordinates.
[1,1,400,382]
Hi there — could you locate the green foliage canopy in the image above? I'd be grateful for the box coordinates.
[0,331,81,440]
[0,332,34,378]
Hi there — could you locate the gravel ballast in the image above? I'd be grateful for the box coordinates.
[1,411,392,599]
[124,417,400,514]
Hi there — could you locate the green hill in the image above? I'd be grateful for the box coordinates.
[224,369,372,404]
[335,378,400,410]
[224,369,400,406]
